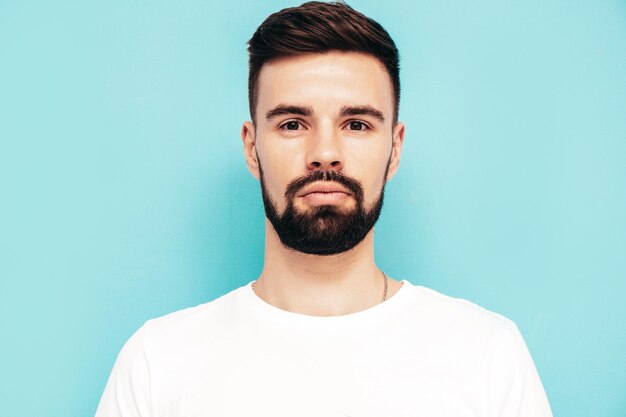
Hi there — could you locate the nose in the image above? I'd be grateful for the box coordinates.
[305,126,344,172]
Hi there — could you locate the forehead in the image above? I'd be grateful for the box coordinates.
[256,51,394,119]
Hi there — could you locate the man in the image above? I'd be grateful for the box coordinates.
[96,2,552,416]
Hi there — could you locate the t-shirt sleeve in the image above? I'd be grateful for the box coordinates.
[485,322,553,417]
[95,324,153,417]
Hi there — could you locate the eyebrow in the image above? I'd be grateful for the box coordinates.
[265,105,313,120]
[339,105,385,123]
[264,104,386,124]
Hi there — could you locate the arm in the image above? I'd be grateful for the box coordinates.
[485,322,553,417]
[95,325,153,417]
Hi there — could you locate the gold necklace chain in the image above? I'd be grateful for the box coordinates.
[251,270,389,303]
[381,270,388,302]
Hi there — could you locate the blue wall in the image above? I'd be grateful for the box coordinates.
[1,1,624,416]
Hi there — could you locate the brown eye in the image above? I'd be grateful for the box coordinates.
[349,121,366,131]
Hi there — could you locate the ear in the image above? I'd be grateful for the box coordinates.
[386,122,405,181]
[241,121,260,179]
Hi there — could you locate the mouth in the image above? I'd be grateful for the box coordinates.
[296,182,353,206]
[297,181,352,197]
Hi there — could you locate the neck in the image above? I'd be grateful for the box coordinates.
[253,220,399,316]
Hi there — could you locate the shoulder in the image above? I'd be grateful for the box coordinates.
[400,282,520,349]
[128,283,249,353]
[409,283,514,327]
[402,284,552,415]
[149,284,242,325]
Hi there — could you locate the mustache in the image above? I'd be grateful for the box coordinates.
[285,171,364,201]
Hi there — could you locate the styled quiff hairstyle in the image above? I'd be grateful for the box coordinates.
[247,1,400,124]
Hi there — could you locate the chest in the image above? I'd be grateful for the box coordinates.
[151,331,486,417]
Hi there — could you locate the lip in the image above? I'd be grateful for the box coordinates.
[296,181,352,197]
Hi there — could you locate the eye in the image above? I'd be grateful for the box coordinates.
[279,120,303,131]
[346,120,369,131]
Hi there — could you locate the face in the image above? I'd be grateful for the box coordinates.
[242,51,405,254]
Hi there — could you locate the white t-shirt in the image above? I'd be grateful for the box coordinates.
[95,280,552,417]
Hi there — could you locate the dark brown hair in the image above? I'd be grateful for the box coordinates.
[247,1,400,124]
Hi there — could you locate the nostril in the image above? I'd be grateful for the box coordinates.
[307,159,342,171]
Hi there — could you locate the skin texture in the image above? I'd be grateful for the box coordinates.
[241,51,405,316]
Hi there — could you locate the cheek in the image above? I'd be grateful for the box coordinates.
[352,146,391,206]
[257,137,309,207]
[258,156,296,211]
[260,171,289,211]
[361,171,387,208]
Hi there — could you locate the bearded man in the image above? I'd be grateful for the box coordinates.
[96,2,552,416]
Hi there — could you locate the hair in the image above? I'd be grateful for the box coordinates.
[247,1,400,124]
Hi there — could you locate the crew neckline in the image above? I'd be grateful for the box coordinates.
[241,279,413,329]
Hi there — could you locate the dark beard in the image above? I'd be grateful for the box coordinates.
[259,167,386,256]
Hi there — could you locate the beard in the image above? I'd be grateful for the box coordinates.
[259,164,387,256]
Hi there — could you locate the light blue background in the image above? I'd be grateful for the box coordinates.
[1,1,625,416]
